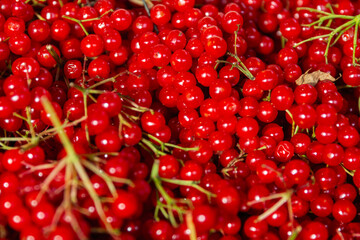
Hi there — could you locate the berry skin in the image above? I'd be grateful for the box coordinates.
[150,4,171,26]
[80,34,104,57]
[221,11,243,33]
[310,194,333,217]
[12,57,40,79]
[95,128,123,152]
[173,0,195,12]
[1,2,360,239]
[112,191,139,219]
[332,199,357,223]
[270,85,294,110]
[0,97,15,118]
[255,69,278,91]
[48,226,75,240]
[64,60,82,79]
[37,45,61,68]
[2,149,23,172]
[243,216,268,238]
[337,125,360,147]
[8,208,31,231]
[204,36,227,59]
[110,9,132,31]
[170,49,192,72]
[149,220,173,240]
[280,18,301,39]
[343,66,360,86]
[8,33,31,55]
[292,104,317,129]
[141,111,166,134]
[192,205,217,234]
[274,141,294,162]
[300,221,328,240]
[283,160,310,185]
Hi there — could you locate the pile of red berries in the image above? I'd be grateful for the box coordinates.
[0,0,360,239]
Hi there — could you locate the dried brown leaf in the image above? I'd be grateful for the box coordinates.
[295,70,336,86]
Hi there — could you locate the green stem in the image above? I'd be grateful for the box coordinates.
[72,159,117,236]
[331,24,354,47]
[256,190,293,222]
[0,137,30,142]
[146,134,166,152]
[141,138,166,157]
[88,77,116,89]
[297,7,355,20]
[41,97,77,157]
[186,213,197,240]
[82,92,91,145]
[353,20,359,66]
[296,7,332,15]
[288,226,303,240]
[35,12,46,21]
[163,143,199,152]
[82,160,119,198]
[281,36,286,48]
[13,112,28,122]
[340,164,355,177]
[293,34,330,47]
[152,177,178,226]
[314,26,335,31]
[227,52,255,80]
[46,44,62,66]
[160,178,216,198]
[247,192,287,206]
[285,109,295,137]
[61,16,89,36]
[324,19,356,63]
[36,159,67,202]
[233,24,241,57]
[41,96,117,237]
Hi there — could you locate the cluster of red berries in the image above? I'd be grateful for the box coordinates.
[0,0,360,239]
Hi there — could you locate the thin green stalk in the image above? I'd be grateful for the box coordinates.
[285,109,295,137]
[163,142,199,152]
[314,26,335,31]
[61,16,89,36]
[141,138,166,157]
[46,44,62,65]
[41,96,117,237]
[73,160,117,236]
[36,159,67,202]
[324,19,356,63]
[233,24,240,57]
[186,213,197,240]
[160,178,216,198]
[293,34,330,47]
[331,24,354,47]
[82,160,119,198]
[247,192,289,206]
[288,226,302,240]
[0,137,30,142]
[353,19,359,66]
[228,52,255,80]
[256,190,292,222]
[13,112,28,122]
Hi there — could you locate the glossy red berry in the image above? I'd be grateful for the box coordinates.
[112,191,139,219]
